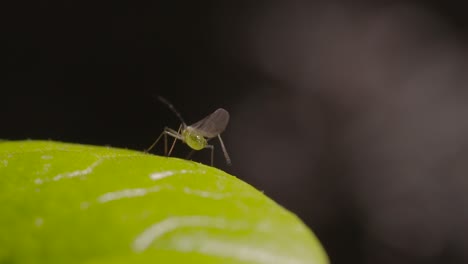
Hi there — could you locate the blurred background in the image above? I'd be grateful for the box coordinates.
[3,0,468,263]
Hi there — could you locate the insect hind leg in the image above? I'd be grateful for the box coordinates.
[217,134,231,165]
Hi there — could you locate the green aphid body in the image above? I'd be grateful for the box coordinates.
[182,127,207,151]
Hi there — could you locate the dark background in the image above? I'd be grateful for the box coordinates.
[4,1,468,263]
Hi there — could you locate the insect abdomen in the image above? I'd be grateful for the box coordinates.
[182,128,206,150]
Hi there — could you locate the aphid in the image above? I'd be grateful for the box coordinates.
[146,96,231,166]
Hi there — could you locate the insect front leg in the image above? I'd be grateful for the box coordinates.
[168,124,183,156]
[145,131,164,153]
[146,127,183,155]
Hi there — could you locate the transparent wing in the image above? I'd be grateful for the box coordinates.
[189,108,230,138]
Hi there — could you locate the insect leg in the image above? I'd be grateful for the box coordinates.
[168,124,182,156]
[204,144,214,166]
[163,132,168,155]
[217,134,231,165]
[163,127,183,157]
[185,144,216,166]
[185,149,195,160]
[146,127,183,154]
[146,131,164,153]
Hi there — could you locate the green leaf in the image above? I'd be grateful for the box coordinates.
[0,140,328,264]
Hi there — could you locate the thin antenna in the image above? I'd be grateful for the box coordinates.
[158,96,187,126]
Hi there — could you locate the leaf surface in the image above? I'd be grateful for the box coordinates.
[0,140,328,264]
